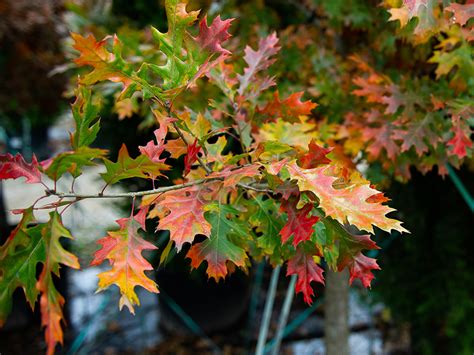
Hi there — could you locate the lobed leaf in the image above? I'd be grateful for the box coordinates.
[91,209,158,313]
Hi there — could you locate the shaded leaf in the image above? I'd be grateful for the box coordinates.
[237,33,280,97]
[259,91,317,123]
[71,87,101,149]
[279,198,319,247]
[286,246,324,305]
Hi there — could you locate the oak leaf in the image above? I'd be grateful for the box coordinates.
[286,162,408,234]
[286,247,325,305]
[279,198,319,247]
[238,33,280,97]
[72,33,136,98]
[156,184,216,250]
[298,140,332,168]
[71,87,101,149]
[447,115,473,159]
[194,15,233,55]
[187,202,248,280]
[91,209,158,314]
[259,91,317,123]
[444,3,474,26]
[37,212,80,355]
[101,144,169,185]
[0,153,42,184]
[183,139,201,176]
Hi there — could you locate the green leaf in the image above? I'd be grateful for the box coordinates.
[186,201,249,280]
[42,147,107,181]
[321,217,379,271]
[0,208,44,324]
[71,87,101,149]
[247,196,290,265]
[101,144,169,185]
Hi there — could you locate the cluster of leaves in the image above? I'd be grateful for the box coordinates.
[340,0,474,179]
[0,1,410,354]
[208,0,473,183]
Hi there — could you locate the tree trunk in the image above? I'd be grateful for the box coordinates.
[325,268,350,355]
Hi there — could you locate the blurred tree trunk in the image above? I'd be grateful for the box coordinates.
[325,268,349,355]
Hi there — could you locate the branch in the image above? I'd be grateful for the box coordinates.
[47,177,272,200]
[49,178,212,199]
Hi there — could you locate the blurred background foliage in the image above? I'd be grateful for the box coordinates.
[1,0,472,354]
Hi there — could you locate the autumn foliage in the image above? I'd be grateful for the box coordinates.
[1,0,473,354]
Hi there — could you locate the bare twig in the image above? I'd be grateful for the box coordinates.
[47,177,272,200]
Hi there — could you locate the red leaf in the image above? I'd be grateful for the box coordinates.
[139,123,168,163]
[447,115,472,159]
[194,15,233,55]
[279,199,319,247]
[299,140,332,168]
[363,124,400,161]
[184,139,201,176]
[287,247,325,305]
[444,3,474,26]
[259,91,317,122]
[346,253,380,288]
[206,164,261,188]
[0,153,42,184]
[237,33,280,96]
[156,185,213,251]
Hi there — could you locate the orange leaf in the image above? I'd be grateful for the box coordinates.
[91,209,158,314]
[287,162,408,234]
[156,185,214,251]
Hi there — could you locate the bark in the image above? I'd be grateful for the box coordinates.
[325,268,350,355]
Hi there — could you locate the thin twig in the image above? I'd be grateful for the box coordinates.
[49,178,213,199]
[47,177,272,200]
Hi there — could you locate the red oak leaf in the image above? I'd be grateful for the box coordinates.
[186,203,248,281]
[346,253,380,288]
[259,91,317,122]
[362,124,399,161]
[279,198,319,247]
[0,153,42,184]
[156,185,213,251]
[447,115,473,159]
[194,15,233,55]
[444,3,474,26]
[287,247,325,305]
[299,140,332,168]
[206,164,261,188]
[287,162,408,234]
[91,210,158,314]
[139,123,168,163]
[237,33,280,97]
[392,114,440,156]
[184,139,201,176]
[71,33,134,98]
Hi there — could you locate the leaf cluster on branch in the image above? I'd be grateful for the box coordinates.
[3,0,472,354]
